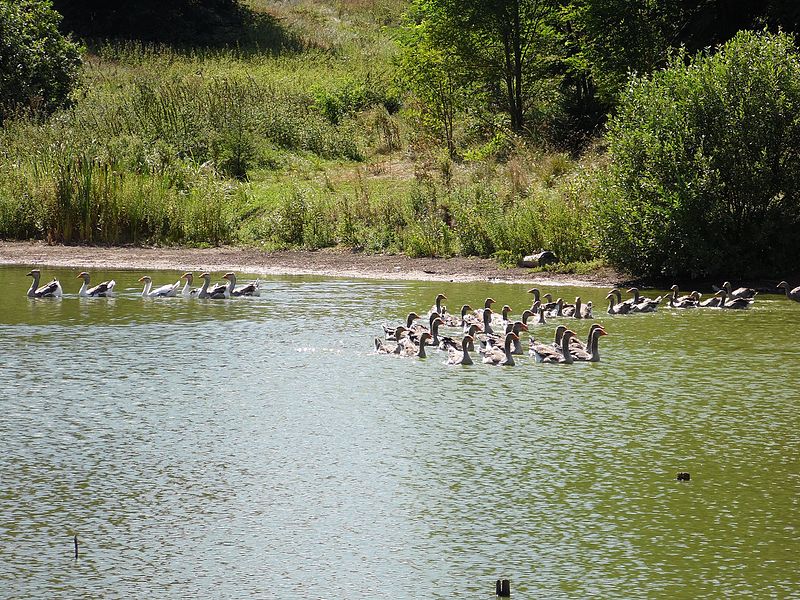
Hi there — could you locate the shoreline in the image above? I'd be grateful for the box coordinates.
[0,241,623,287]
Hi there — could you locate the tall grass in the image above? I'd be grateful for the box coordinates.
[0,0,601,267]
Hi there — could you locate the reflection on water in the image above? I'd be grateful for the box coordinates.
[1,267,799,597]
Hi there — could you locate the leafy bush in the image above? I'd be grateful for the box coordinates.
[598,30,800,278]
[0,0,82,123]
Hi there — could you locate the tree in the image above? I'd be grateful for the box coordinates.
[405,0,560,135]
[596,30,800,278]
[0,0,82,124]
[397,16,473,157]
[561,0,800,133]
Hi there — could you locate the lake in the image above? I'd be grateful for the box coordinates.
[1,266,798,598]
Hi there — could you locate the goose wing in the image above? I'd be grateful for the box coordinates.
[35,279,62,297]
[88,280,116,297]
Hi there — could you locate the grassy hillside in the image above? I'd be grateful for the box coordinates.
[0,0,599,268]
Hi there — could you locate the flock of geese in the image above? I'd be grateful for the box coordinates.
[25,269,261,299]
[375,281,800,366]
[22,268,800,368]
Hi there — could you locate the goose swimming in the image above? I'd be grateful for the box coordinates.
[482,332,519,366]
[76,272,116,297]
[446,335,475,366]
[570,327,608,362]
[138,275,180,298]
[26,269,62,298]
[777,281,800,302]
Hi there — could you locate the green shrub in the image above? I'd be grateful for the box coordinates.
[0,0,82,124]
[599,30,800,278]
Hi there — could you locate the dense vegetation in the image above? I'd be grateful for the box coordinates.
[0,0,81,123]
[598,31,800,278]
[1,0,799,278]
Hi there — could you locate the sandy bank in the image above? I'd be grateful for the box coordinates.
[0,241,623,287]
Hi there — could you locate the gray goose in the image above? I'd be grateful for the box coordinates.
[777,281,800,302]
[716,289,754,310]
[446,335,475,366]
[532,330,577,364]
[721,281,757,300]
[482,332,519,366]
[606,292,632,315]
[570,327,608,362]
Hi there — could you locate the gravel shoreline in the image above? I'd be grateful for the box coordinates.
[0,241,623,287]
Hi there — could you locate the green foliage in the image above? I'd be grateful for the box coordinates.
[0,0,82,124]
[598,30,800,278]
[0,122,238,244]
[402,0,562,138]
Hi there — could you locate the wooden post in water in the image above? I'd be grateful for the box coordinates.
[74,535,78,559]
[496,578,510,596]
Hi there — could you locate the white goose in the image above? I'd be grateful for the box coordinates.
[181,272,195,298]
[76,272,116,297]
[138,275,180,298]
[26,269,63,298]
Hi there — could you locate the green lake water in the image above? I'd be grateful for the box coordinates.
[1,265,798,598]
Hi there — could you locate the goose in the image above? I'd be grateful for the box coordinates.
[490,304,513,328]
[609,288,631,307]
[231,274,261,297]
[544,298,564,318]
[716,289,754,310]
[669,285,699,304]
[194,272,213,299]
[667,294,698,309]
[480,321,528,355]
[422,317,445,346]
[428,293,448,316]
[138,275,180,298]
[440,324,480,352]
[473,297,496,318]
[532,329,577,364]
[777,281,800,302]
[482,332,519,366]
[479,308,494,334]
[520,309,535,326]
[457,304,479,330]
[383,312,421,339]
[374,332,415,354]
[446,335,475,366]
[626,287,662,312]
[395,332,433,358]
[570,327,608,362]
[530,326,566,359]
[568,324,605,353]
[26,269,63,298]
[374,337,401,354]
[562,296,592,319]
[528,288,541,303]
[205,272,237,299]
[408,312,442,341]
[721,281,757,300]
[179,272,198,297]
[76,272,115,297]
[606,292,631,314]
[698,293,722,307]
[540,293,558,312]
